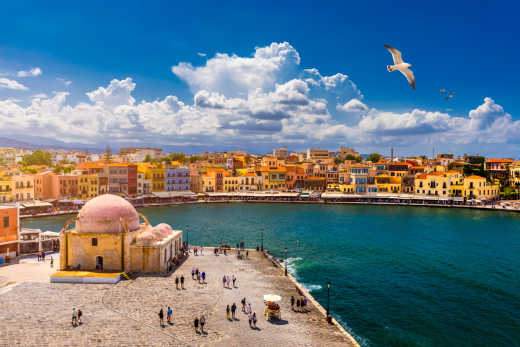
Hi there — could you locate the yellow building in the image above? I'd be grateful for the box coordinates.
[78,174,98,201]
[11,175,34,202]
[257,166,287,190]
[462,175,500,200]
[0,176,12,203]
[138,164,165,192]
[414,171,460,197]
[201,168,230,192]
[509,161,520,189]
[223,176,239,192]
[375,175,402,193]
[59,194,183,273]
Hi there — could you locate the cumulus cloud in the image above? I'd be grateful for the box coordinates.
[17,67,42,77]
[0,77,28,91]
[0,42,518,153]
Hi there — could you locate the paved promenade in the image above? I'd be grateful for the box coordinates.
[0,248,354,346]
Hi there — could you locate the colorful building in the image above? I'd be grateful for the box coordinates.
[12,175,34,202]
[0,206,19,259]
[462,175,500,200]
[414,171,460,197]
[165,165,190,191]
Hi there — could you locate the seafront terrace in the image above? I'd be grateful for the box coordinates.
[0,248,356,346]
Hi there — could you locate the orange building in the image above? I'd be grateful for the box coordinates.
[0,206,19,259]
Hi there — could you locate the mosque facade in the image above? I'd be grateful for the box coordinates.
[59,194,183,273]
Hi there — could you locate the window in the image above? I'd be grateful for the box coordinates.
[92,238,98,246]
[3,216,9,228]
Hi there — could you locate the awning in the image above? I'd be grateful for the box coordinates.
[22,201,52,208]
[152,191,196,198]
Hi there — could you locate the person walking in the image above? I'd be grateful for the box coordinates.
[226,275,230,288]
[201,271,206,284]
[296,298,301,312]
[231,303,237,320]
[194,316,199,333]
[50,256,54,268]
[180,275,185,289]
[222,275,226,288]
[71,308,77,327]
[246,250,249,259]
[291,295,295,311]
[158,308,164,327]
[302,296,307,310]
[197,271,201,283]
[192,267,195,279]
[241,297,246,312]
[232,274,236,288]
[247,303,252,316]
[175,276,179,290]
[37,252,41,262]
[226,305,231,320]
[42,251,45,261]
[200,314,206,333]
[77,308,82,324]
[248,311,252,328]
[252,312,257,328]
[167,306,173,324]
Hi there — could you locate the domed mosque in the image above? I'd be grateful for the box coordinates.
[59,194,183,273]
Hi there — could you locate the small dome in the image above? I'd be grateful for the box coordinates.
[76,194,140,233]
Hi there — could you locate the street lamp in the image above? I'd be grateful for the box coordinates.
[185,224,189,247]
[284,247,288,276]
[327,281,331,320]
[261,228,264,252]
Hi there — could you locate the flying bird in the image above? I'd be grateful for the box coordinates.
[445,92,456,100]
[384,44,415,89]
[440,88,446,93]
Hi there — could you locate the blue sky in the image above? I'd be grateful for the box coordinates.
[0,1,519,156]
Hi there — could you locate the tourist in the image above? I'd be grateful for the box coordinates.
[42,251,46,261]
[50,257,54,268]
[158,308,164,327]
[248,311,252,328]
[241,297,246,312]
[200,248,203,255]
[196,268,199,278]
[77,308,82,324]
[231,303,237,319]
[296,298,301,311]
[175,276,179,290]
[247,303,252,315]
[232,274,236,288]
[222,275,226,288]
[303,296,307,310]
[246,250,249,259]
[197,271,201,283]
[226,275,230,288]
[167,306,172,324]
[202,271,206,284]
[200,314,206,333]
[194,316,199,333]
[291,295,295,310]
[37,252,41,262]
[252,312,257,328]
[226,305,231,320]
[192,268,195,279]
[71,308,77,327]
[180,275,185,289]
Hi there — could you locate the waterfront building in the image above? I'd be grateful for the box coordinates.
[11,175,34,202]
[375,175,402,193]
[34,171,53,200]
[223,176,239,192]
[77,173,98,201]
[485,158,514,185]
[303,176,327,191]
[108,163,138,197]
[59,194,182,273]
[189,170,204,193]
[0,176,13,203]
[237,173,259,191]
[257,166,287,190]
[0,205,19,260]
[137,163,164,192]
[461,176,500,200]
[349,164,376,194]
[285,165,305,190]
[509,160,520,190]
[165,165,190,191]
[414,171,460,197]
[137,170,151,195]
[388,162,410,177]
[202,168,230,192]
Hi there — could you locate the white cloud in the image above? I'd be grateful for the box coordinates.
[0,77,28,91]
[0,42,518,154]
[337,99,368,114]
[197,52,207,57]
[17,67,42,77]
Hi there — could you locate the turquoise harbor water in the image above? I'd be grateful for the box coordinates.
[23,203,520,346]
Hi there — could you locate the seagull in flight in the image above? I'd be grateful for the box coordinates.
[384,44,415,89]
[445,92,456,100]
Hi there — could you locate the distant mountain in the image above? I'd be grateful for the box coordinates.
[0,137,103,152]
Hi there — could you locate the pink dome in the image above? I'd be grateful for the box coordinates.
[77,194,140,233]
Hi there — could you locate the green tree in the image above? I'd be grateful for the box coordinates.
[334,157,344,165]
[22,149,52,166]
[368,153,382,163]
[189,155,202,163]
[168,153,186,162]
[345,154,362,163]
[143,154,152,163]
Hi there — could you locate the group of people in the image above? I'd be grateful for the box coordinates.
[193,314,206,333]
[236,249,249,260]
[290,295,308,312]
[222,274,237,288]
[174,275,185,290]
[37,251,46,262]
[158,306,174,326]
[192,268,207,284]
[225,298,258,328]
[71,308,83,327]
[193,247,203,256]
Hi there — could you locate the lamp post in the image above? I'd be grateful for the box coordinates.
[261,228,264,252]
[284,247,288,276]
[185,224,189,247]
[327,281,331,320]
